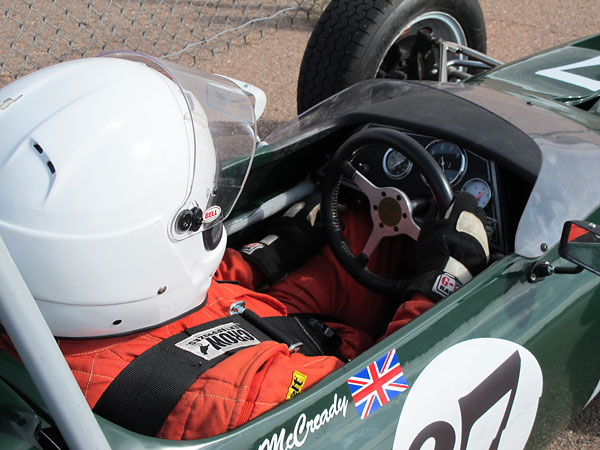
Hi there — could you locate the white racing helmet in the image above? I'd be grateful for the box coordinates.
[0,52,257,337]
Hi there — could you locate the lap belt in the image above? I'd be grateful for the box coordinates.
[93,306,342,436]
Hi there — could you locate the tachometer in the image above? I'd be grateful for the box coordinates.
[462,178,492,208]
[425,140,467,185]
[383,147,413,179]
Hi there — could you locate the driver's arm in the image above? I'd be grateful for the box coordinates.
[381,191,489,338]
[215,194,325,290]
[214,248,267,290]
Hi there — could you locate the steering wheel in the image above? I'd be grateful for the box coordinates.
[322,127,454,296]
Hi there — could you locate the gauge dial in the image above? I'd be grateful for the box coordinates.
[425,140,467,185]
[462,178,492,208]
[383,147,413,179]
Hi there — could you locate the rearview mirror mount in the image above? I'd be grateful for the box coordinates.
[527,220,600,283]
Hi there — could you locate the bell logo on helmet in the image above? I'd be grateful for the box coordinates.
[203,206,221,223]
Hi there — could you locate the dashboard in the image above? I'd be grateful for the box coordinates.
[349,131,505,253]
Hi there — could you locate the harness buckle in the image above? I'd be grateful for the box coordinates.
[230,301,246,315]
[288,342,304,353]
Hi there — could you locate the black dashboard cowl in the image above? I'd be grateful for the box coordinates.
[331,82,542,184]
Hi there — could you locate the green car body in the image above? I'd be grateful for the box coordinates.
[2,35,600,449]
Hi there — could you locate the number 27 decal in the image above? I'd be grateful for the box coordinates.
[393,339,543,450]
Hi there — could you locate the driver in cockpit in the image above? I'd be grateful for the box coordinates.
[0,55,488,440]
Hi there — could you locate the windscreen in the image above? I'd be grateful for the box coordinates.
[449,82,600,257]
[102,52,257,239]
[265,79,600,258]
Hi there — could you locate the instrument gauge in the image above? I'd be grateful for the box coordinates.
[425,140,467,185]
[383,147,413,179]
[462,178,492,208]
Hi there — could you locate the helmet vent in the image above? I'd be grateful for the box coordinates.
[32,142,56,175]
[112,319,122,326]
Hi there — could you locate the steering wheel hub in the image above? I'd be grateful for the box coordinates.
[378,196,403,227]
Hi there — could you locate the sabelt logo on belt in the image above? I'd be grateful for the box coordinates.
[286,371,307,400]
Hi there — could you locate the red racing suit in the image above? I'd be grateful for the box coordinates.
[1,212,434,440]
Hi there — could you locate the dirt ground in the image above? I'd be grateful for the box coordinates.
[196,1,600,448]
[197,0,598,138]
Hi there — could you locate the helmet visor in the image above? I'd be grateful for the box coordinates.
[101,52,257,238]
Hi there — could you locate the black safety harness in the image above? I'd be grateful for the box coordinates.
[93,300,343,436]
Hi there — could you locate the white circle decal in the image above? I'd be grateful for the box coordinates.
[393,338,543,450]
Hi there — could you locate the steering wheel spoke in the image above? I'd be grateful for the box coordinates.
[345,162,381,199]
[398,214,421,241]
[362,227,385,258]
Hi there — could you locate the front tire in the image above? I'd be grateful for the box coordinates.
[297,0,487,113]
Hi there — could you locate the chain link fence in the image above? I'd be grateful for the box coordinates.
[0,0,321,86]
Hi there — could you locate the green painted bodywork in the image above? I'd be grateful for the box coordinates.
[2,35,600,450]
[468,35,600,130]
[3,213,600,449]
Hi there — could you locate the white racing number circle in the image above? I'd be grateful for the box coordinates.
[393,338,543,450]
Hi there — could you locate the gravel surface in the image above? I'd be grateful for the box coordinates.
[198,0,598,138]
[197,1,599,448]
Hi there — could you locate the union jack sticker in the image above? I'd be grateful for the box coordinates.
[347,349,409,420]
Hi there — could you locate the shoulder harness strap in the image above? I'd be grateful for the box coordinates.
[93,311,341,436]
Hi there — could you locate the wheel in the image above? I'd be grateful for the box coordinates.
[322,127,454,296]
[297,0,487,113]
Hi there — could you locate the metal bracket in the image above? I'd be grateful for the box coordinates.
[288,342,304,353]
[527,261,553,283]
[230,300,246,315]
[527,260,584,283]
[437,39,502,82]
